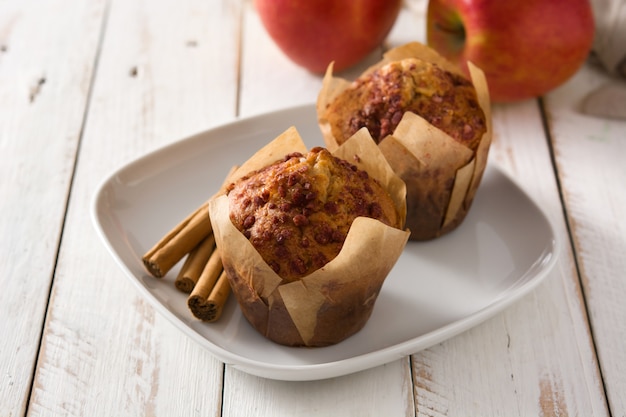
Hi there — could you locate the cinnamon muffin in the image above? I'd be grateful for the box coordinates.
[226,147,401,282]
[209,127,409,347]
[323,58,487,150]
[317,42,492,241]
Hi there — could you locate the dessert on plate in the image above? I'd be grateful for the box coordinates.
[317,42,492,240]
[209,127,409,347]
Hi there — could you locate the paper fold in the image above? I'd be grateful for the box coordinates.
[317,42,492,240]
[209,127,409,347]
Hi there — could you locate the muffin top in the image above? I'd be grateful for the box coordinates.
[227,147,401,282]
[323,58,487,150]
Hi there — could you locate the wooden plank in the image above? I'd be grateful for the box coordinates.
[408,91,608,415]
[545,64,626,415]
[391,3,608,415]
[232,2,608,414]
[223,360,414,417]
[0,0,107,415]
[220,3,416,416]
[29,0,242,415]
[391,4,606,413]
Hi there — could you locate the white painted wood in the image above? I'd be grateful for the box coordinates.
[222,2,415,416]
[408,97,608,416]
[223,360,414,417]
[29,0,242,415]
[546,64,626,416]
[390,3,607,415]
[8,0,620,415]
[0,1,106,415]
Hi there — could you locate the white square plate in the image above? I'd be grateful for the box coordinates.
[92,104,560,381]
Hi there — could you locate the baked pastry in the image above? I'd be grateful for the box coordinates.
[209,127,409,347]
[317,42,492,241]
[323,58,487,150]
[227,147,402,282]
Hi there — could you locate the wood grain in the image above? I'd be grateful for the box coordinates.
[30,0,241,415]
[0,0,106,414]
[407,98,608,416]
[397,5,607,415]
[223,360,415,417]
[221,2,416,415]
[4,0,622,415]
[546,64,626,416]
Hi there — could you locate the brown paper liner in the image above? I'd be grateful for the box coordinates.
[317,42,493,241]
[209,127,409,347]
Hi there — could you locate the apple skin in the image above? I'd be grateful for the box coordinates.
[427,0,595,102]
[254,0,402,74]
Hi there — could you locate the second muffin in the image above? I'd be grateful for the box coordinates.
[317,42,492,241]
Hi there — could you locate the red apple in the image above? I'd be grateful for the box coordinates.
[427,0,595,102]
[254,0,402,73]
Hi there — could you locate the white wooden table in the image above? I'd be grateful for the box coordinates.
[2,0,625,415]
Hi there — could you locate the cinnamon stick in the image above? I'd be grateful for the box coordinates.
[187,247,230,322]
[174,234,216,293]
[206,271,231,322]
[142,166,237,278]
[142,203,212,278]
[188,270,231,322]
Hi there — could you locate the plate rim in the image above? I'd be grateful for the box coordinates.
[90,103,561,381]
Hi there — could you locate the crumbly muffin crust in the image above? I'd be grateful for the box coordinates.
[227,147,400,282]
[324,58,486,149]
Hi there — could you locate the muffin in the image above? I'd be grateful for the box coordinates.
[323,58,486,150]
[317,42,492,241]
[209,127,409,347]
[227,147,402,282]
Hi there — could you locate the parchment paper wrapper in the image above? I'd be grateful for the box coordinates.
[317,42,493,241]
[209,127,409,347]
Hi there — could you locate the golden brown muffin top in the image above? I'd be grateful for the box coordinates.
[227,147,400,282]
[324,58,487,150]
